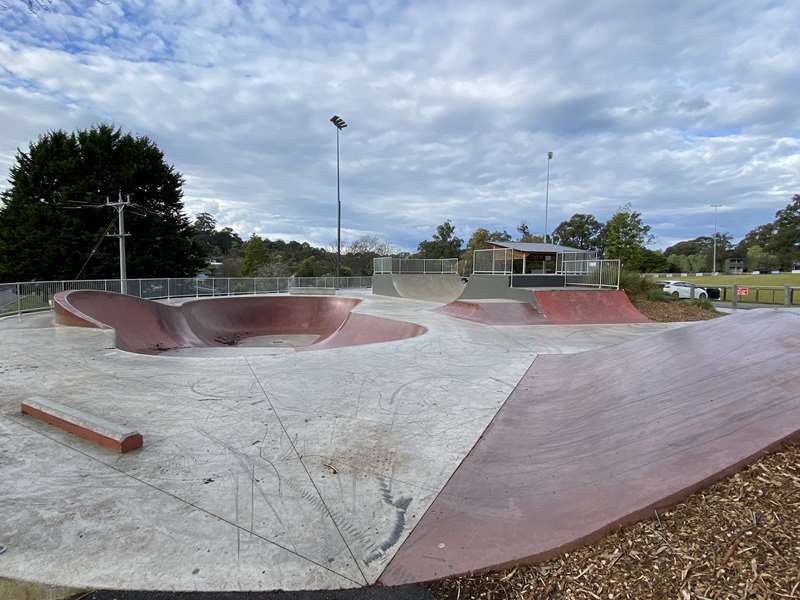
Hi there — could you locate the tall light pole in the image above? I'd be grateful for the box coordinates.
[330,115,347,277]
[710,203,722,274]
[544,151,553,243]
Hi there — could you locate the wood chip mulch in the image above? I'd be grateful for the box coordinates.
[629,294,721,322]
[429,443,800,600]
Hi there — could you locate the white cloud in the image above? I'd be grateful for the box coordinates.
[0,0,798,250]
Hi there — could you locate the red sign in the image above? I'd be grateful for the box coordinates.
[737,287,749,296]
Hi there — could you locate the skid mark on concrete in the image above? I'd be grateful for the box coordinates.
[243,357,370,585]
[5,414,364,587]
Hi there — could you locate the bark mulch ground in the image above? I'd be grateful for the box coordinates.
[629,294,721,322]
[430,443,800,600]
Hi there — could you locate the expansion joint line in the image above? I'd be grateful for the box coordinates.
[243,357,370,585]
[7,415,362,587]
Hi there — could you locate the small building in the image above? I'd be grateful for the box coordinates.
[724,258,744,275]
[475,242,599,288]
[483,241,585,273]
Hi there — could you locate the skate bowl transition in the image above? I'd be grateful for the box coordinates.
[53,290,427,354]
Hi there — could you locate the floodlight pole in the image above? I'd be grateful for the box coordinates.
[336,126,341,278]
[106,192,131,294]
[330,115,348,278]
[544,151,553,243]
[710,203,722,274]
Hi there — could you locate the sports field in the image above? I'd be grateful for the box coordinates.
[653,273,800,287]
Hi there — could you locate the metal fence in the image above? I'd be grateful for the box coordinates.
[0,276,373,318]
[708,285,798,306]
[561,259,621,289]
[472,248,618,289]
[473,249,514,274]
[373,257,459,274]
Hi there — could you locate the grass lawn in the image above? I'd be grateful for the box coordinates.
[650,273,800,305]
[652,273,800,287]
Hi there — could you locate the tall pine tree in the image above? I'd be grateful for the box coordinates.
[0,124,204,281]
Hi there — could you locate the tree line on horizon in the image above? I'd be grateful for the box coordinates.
[0,124,797,282]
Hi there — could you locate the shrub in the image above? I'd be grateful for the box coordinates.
[691,298,716,311]
[619,270,656,295]
[646,288,670,302]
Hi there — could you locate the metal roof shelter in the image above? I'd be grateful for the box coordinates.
[486,241,581,255]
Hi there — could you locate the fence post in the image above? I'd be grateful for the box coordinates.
[689,284,696,300]
[167,278,171,300]
[732,285,738,308]
[783,285,791,307]
[16,283,21,317]
[195,279,199,299]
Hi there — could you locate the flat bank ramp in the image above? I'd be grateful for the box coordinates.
[373,274,466,303]
[380,309,800,584]
[534,289,649,324]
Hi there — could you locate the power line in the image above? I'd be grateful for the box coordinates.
[73,216,117,280]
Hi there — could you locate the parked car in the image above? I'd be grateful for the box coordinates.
[660,280,709,299]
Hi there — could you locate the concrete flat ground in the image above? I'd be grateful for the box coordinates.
[0,291,677,592]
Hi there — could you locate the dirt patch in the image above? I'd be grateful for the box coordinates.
[629,293,721,322]
[430,442,800,600]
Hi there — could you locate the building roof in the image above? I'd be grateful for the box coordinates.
[486,241,582,254]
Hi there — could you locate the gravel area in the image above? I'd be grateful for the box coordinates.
[430,442,800,600]
[630,294,721,322]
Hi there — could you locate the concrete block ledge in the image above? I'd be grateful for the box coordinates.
[21,398,142,453]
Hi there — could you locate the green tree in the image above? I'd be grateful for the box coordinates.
[736,195,800,269]
[190,213,243,259]
[0,124,203,281]
[637,249,669,272]
[417,221,463,258]
[765,194,800,266]
[551,214,602,249]
[241,234,270,276]
[599,204,653,269]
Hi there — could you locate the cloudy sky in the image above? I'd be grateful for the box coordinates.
[1,0,798,251]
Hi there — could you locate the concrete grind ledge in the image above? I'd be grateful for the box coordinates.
[21,398,143,453]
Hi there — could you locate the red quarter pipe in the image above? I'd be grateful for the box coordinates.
[435,290,648,326]
[53,290,426,354]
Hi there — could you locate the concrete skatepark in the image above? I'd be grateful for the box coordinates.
[1,275,799,594]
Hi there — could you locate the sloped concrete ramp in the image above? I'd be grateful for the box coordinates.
[372,274,466,303]
[381,309,800,584]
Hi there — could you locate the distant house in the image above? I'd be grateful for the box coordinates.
[724,257,744,274]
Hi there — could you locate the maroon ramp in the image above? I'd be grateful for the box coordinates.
[380,309,800,584]
[534,289,649,324]
[53,291,425,354]
[434,300,549,325]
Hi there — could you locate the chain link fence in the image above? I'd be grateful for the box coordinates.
[0,276,373,318]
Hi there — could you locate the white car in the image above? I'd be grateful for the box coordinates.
[660,280,708,299]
